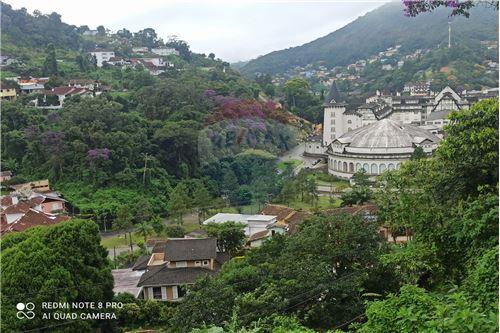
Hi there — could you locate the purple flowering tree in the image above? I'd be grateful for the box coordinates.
[402,0,498,18]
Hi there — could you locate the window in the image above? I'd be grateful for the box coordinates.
[202,260,209,267]
[175,261,187,268]
[347,120,352,124]
[195,261,201,267]
[152,287,162,300]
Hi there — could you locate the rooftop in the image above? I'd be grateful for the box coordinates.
[137,266,216,287]
[164,238,217,262]
[335,118,440,150]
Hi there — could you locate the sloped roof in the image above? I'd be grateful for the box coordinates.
[324,81,343,105]
[0,209,70,235]
[261,204,295,221]
[132,254,151,271]
[112,268,142,296]
[248,230,270,242]
[137,266,215,287]
[164,238,217,261]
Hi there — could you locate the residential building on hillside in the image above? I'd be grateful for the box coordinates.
[0,87,17,100]
[36,86,93,108]
[247,205,311,248]
[0,190,69,235]
[132,47,149,54]
[82,30,98,36]
[13,77,48,94]
[90,50,115,67]
[136,238,230,301]
[0,171,13,182]
[151,47,179,56]
[11,179,51,192]
[203,213,277,236]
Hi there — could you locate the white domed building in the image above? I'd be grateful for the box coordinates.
[327,118,440,179]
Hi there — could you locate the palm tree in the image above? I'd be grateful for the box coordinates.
[135,221,153,243]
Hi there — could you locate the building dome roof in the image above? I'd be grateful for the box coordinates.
[337,119,440,149]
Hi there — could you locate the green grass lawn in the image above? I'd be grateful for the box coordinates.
[276,196,341,211]
[101,232,141,248]
[277,159,302,171]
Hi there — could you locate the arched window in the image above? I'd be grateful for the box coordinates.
[388,163,395,170]
[343,162,348,172]
[347,127,352,131]
[363,163,369,172]
[338,161,342,170]
[347,119,352,124]
[371,163,378,174]
[332,160,336,170]
[349,162,354,172]
[396,163,401,170]
[379,164,386,173]
[356,163,361,171]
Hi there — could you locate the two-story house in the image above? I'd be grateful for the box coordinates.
[136,238,229,301]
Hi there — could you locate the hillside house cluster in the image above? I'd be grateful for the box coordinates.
[0,180,70,235]
[89,47,177,75]
[247,205,311,247]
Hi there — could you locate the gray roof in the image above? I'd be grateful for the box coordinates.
[324,82,343,104]
[426,110,451,121]
[337,118,440,149]
[112,269,143,296]
[137,266,215,287]
[132,254,150,271]
[164,238,217,261]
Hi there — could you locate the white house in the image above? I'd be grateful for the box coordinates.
[151,48,179,56]
[202,213,277,236]
[90,50,115,67]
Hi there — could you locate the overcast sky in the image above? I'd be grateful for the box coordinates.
[8,0,391,62]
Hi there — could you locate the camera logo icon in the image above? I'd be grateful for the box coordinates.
[16,303,35,319]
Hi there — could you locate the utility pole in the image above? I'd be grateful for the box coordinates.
[448,21,451,49]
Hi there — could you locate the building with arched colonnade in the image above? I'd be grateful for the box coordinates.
[327,118,440,179]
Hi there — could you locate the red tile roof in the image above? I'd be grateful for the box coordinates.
[1,209,70,235]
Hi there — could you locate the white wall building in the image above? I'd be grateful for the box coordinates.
[90,50,115,67]
[151,48,179,56]
[202,213,277,236]
[327,118,441,179]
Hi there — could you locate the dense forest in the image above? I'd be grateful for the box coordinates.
[0,3,305,227]
[240,2,498,76]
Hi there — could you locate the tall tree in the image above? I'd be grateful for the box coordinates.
[42,43,58,76]
[168,182,190,224]
[1,220,113,332]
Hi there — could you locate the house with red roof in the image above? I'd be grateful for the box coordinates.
[0,190,69,235]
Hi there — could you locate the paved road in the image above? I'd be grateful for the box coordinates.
[279,142,323,175]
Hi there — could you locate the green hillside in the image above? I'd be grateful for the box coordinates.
[240,2,498,76]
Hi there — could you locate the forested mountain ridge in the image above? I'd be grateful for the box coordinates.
[240,2,498,76]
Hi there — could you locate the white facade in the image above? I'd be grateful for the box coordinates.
[203,213,277,236]
[90,51,115,67]
[326,119,440,179]
[322,86,474,144]
[151,48,179,56]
